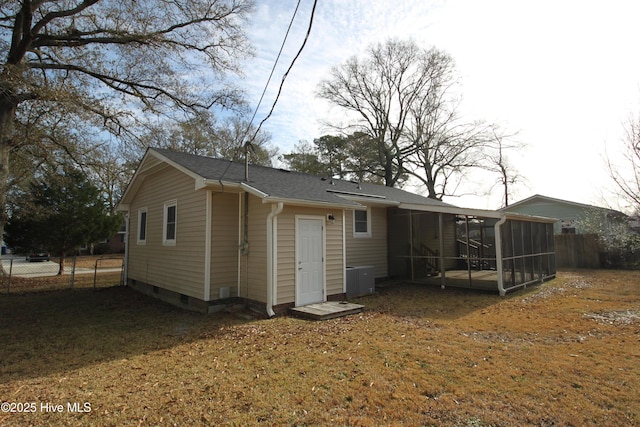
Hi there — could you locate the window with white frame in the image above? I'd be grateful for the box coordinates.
[137,208,148,244]
[163,200,177,245]
[353,208,371,237]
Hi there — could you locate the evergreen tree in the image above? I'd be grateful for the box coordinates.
[6,165,122,274]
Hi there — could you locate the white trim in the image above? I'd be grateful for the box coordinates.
[399,202,556,223]
[353,207,372,238]
[273,215,279,305]
[494,215,508,296]
[204,192,212,301]
[342,210,347,294]
[262,195,359,210]
[267,202,284,316]
[163,199,178,246]
[123,213,130,285]
[295,215,327,307]
[137,207,148,245]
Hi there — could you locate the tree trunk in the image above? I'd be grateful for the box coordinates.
[57,252,65,275]
[0,95,17,263]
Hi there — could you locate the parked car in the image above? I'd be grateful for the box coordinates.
[26,250,50,262]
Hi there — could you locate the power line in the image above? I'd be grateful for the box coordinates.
[244,0,318,151]
[244,1,303,138]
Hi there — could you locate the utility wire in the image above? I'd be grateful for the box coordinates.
[220,0,301,184]
[243,0,303,143]
[220,0,313,182]
[247,0,318,147]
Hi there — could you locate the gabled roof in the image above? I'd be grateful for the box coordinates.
[503,194,626,217]
[118,148,555,222]
[119,147,457,210]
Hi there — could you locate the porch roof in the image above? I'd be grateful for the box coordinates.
[399,202,557,223]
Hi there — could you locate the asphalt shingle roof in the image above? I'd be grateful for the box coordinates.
[153,147,456,209]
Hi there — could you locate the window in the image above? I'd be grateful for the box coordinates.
[137,208,148,244]
[353,208,371,237]
[560,218,576,235]
[163,200,177,245]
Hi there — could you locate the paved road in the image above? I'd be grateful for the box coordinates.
[1,256,122,278]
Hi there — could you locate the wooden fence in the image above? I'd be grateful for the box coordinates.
[554,234,601,269]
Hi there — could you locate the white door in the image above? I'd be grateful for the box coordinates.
[296,218,325,306]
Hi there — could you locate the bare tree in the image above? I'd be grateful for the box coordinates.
[0,0,254,248]
[318,39,497,199]
[406,96,494,200]
[85,143,131,213]
[213,115,276,166]
[318,39,452,187]
[483,128,526,208]
[607,114,640,212]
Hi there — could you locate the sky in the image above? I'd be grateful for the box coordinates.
[237,0,640,212]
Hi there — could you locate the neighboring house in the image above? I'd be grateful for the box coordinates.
[117,148,556,315]
[78,225,126,255]
[502,194,627,234]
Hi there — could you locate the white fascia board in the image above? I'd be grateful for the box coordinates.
[398,203,505,219]
[261,196,360,210]
[198,179,269,199]
[400,202,556,223]
[149,148,206,184]
[333,194,401,208]
[504,212,558,223]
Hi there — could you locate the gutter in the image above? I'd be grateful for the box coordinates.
[266,202,284,317]
[494,214,508,296]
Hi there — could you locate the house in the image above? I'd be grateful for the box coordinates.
[117,148,556,315]
[78,225,127,255]
[502,194,627,234]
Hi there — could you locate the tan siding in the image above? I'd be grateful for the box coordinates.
[240,195,270,303]
[128,168,207,299]
[275,206,345,305]
[275,211,295,304]
[210,192,241,299]
[345,206,388,278]
[325,210,345,298]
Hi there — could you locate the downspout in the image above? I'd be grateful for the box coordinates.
[266,202,284,317]
[494,214,508,296]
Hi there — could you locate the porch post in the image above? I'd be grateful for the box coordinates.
[439,213,445,289]
[494,215,507,296]
[409,210,414,281]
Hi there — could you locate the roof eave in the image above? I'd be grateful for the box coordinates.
[261,196,363,210]
[399,203,504,218]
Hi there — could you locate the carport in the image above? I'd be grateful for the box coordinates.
[387,205,556,295]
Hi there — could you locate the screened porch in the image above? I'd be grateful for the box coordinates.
[387,206,556,295]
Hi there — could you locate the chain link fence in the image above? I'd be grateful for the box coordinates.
[1,255,125,294]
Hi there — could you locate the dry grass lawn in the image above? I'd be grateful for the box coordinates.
[54,255,124,270]
[0,270,638,426]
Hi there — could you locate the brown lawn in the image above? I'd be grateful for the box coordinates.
[52,255,124,270]
[0,270,638,426]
